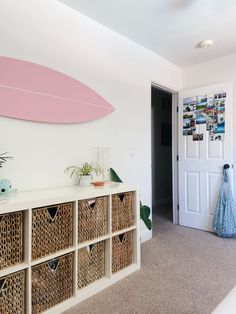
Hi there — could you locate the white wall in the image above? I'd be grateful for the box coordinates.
[0,0,181,241]
[182,53,236,196]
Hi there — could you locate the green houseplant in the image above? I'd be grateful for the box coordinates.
[0,152,13,168]
[65,162,103,187]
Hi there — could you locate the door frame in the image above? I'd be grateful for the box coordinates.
[151,82,179,224]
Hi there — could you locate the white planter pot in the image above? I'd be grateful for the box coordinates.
[79,175,92,187]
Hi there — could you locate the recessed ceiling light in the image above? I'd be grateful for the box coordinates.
[196,40,213,49]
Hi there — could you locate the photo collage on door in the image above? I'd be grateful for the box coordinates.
[183,92,226,141]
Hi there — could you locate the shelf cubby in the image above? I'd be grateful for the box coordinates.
[0,184,140,314]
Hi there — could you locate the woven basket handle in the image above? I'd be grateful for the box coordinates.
[118,194,125,203]
[0,278,7,292]
[118,233,125,243]
[47,206,58,222]
[87,199,96,209]
[48,258,59,274]
[86,244,94,254]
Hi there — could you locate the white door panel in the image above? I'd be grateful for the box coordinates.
[206,172,222,215]
[179,82,233,231]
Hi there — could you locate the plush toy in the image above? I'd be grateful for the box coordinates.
[0,179,14,197]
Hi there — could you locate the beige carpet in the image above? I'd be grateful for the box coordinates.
[64,209,236,314]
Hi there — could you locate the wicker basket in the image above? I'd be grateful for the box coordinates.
[112,231,133,273]
[0,212,23,270]
[0,270,25,314]
[32,202,73,260]
[78,197,108,243]
[78,241,105,289]
[32,253,73,314]
[112,192,135,232]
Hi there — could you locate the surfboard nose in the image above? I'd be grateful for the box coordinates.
[0,56,115,123]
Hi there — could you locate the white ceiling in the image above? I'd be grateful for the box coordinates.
[59,0,236,68]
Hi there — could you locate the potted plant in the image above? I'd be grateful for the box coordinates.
[65,162,103,187]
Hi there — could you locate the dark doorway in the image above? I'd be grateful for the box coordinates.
[152,86,173,224]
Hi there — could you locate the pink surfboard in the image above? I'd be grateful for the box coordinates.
[0,56,115,123]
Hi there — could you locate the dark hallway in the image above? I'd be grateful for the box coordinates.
[152,86,173,223]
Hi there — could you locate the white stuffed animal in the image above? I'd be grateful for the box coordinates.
[0,179,15,197]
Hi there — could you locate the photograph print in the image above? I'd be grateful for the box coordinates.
[183,96,196,112]
[207,94,215,109]
[210,133,224,141]
[193,133,203,141]
[196,110,206,124]
[196,94,207,110]
[214,113,225,134]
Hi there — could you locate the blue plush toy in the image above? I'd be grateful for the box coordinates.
[0,179,14,197]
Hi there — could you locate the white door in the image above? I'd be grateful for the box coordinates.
[178,82,233,231]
